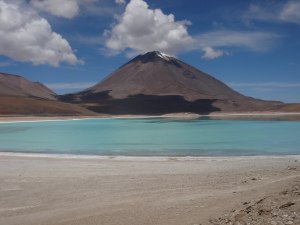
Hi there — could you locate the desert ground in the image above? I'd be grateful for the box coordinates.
[0,154,299,225]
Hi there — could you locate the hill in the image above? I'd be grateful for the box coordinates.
[0,73,95,116]
[0,72,56,100]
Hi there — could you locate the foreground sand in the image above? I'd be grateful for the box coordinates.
[0,154,299,225]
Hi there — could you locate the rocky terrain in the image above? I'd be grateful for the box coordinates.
[0,155,299,225]
[210,167,300,225]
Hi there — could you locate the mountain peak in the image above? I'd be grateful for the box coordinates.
[153,51,172,60]
[130,51,174,64]
[145,51,172,60]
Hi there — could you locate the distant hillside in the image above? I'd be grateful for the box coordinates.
[0,73,96,116]
[61,51,283,115]
[0,72,56,100]
[0,96,96,116]
[278,104,300,112]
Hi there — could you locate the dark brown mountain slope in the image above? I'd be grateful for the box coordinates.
[61,51,282,115]
[86,51,245,101]
[0,96,96,116]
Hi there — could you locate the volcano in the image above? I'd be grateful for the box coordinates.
[61,51,282,115]
[86,51,245,101]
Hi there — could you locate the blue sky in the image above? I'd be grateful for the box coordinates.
[0,0,299,103]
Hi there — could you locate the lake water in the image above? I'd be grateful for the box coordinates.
[0,118,299,156]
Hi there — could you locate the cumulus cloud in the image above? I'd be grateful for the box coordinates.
[202,47,225,60]
[115,0,126,5]
[30,0,79,19]
[105,0,193,56]
[30,0,117,19]
[29,0,98,19]
[0,0,82,67]
[104,0,279,60]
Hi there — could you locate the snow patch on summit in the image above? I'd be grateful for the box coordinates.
[155,51,171,61]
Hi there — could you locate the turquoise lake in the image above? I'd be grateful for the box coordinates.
[0,118,299,156]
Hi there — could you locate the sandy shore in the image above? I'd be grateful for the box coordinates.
[0,154,299,225]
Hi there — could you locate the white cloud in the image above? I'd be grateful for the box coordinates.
[228,82,300,102]
[228,82,300,89]
[243,3,278,22]
[75,34,104,45]
[30,0,118,19]
[30,0,79,19]
[115,0,126,5]
[0,61,13,67]
[280,1,300,24]
[105,0,193,56]
[0,0,82,67]
[83,4,118,17]
[202,47,225,60]
[104,0,279,60]
[47,82,95,90]
[195,31,279,52]
[244,1,300,25]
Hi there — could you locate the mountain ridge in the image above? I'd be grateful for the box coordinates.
[1,51,299,116]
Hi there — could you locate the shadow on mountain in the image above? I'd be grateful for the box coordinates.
[59,91,221,115]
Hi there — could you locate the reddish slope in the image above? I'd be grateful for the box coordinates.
[0,73,96,116]
[0,96,96,116]
[0,72,56,100]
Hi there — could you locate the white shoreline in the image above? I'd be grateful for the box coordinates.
[1,151,299,161]
[0,112,300,123]
[209,112,300,117]
[0,117,108,124]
